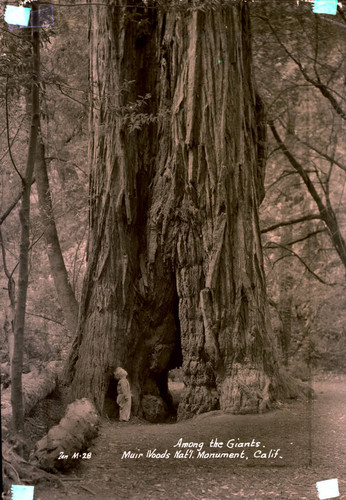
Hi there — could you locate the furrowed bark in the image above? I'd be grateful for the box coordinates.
[66,1,288,420]
[65,0,166,415]
[153,5,280,417]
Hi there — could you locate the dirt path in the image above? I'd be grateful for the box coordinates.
[36,374,346,499]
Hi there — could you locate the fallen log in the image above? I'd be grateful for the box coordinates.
[31,398,100,471]
[1,361,63,434]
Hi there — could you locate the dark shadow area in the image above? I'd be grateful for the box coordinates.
[162,285,184,420]
[24,385,66,454]
[104,377,119,420]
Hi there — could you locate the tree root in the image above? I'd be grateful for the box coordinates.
[274,367,314,403]
[2,440,68,496]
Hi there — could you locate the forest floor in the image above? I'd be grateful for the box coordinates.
[34,372,346,500]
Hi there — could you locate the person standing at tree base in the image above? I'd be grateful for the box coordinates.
[114,367,131,421]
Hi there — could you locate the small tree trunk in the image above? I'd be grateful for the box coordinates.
[34,138,79,335]
[11,9,40,433]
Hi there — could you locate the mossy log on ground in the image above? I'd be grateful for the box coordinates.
[31,398,99,471]
[2,361,62,434]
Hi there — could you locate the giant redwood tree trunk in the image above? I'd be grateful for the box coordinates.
[65,0,286,419]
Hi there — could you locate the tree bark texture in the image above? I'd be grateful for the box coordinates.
[66,1,284,419]
[34,138,79,335]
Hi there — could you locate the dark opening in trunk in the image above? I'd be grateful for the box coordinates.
[104,376,119,420]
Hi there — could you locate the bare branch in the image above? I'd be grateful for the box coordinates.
[0,192,22,226]
[270,121,346,270]
[294,136,346,173]
[283,228,327,246]
[0,178,36,226]
[5,79,24,182]
[265,242,337,286]
[29,231,45,251]
[55,83,86,108]
[45,156,88,177]
[261,214,322,234]
[269,121,327,215]
[265,18,346,121]
[25,311,64,327]
[0,114,26,165]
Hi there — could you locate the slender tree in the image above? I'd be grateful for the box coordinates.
[11,4,40,433]
[34,138,79,335]
[66,0,292,419]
